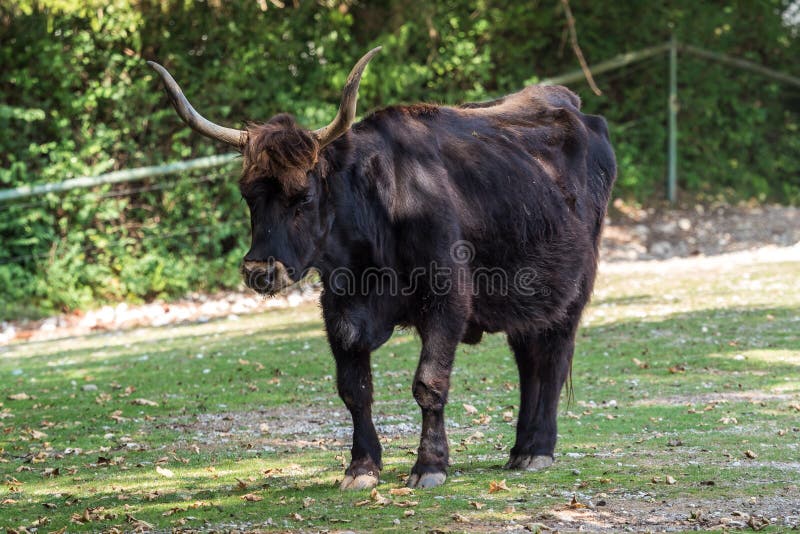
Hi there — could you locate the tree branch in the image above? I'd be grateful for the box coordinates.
[559,0,602,95]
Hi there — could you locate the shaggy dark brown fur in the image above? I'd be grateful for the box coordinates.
[241,113,320,193]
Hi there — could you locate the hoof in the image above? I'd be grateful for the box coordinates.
[504,454,554,471]
[340,473,380,490]
[406,471,447,489]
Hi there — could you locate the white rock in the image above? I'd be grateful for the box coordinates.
[40,318,58,331]
[0,325,16,344]
[649,241,673,257]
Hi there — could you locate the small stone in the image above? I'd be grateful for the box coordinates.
[650,241,673,257]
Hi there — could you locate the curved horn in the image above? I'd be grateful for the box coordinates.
[313,46,381,149]
[147,61,247,149]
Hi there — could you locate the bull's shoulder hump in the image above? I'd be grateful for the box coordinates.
[458,85,582,116]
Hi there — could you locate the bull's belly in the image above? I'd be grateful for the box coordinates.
[464,249,593,334]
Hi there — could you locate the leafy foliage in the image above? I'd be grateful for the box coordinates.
[0,0,798,318]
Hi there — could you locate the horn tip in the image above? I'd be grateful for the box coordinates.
[146,60,165,74]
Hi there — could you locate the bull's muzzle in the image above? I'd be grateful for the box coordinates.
[241,260,294,295]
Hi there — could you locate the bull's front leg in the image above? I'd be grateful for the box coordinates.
[332,342,382,490]
[406,313,464,489]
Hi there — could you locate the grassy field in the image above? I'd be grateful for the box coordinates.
[1,250,799,532]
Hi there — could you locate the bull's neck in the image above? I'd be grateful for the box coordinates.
[316,158,394,280]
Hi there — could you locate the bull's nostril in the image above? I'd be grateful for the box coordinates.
[249,270,269,291]
[242,260,291,295]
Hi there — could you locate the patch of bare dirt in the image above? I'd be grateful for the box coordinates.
[517,492,800,533]
[161,406,417,453]
[602,202,800,262]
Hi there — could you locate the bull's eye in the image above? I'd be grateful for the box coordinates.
[293,192,313,217]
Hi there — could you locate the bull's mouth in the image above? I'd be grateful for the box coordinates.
[241,261,296,296]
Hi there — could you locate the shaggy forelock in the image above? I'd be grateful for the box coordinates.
[241,113,320,192]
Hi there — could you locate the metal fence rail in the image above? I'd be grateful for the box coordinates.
[0,153,239,203]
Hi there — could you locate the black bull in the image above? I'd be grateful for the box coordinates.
[149,48,616,489]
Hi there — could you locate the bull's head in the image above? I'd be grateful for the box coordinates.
[148,48,380,295]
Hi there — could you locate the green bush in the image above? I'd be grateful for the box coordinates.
[0,0,798,319]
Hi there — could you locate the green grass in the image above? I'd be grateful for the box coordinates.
[1,257,799,532]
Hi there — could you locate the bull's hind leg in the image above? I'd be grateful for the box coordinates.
[406,313,464,489]
[331,343,382,490]
[505,318,579,470]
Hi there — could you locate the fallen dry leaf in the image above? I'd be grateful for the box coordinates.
[389,487,414,496]
[109,410,128,423]
[8,393,31,401]
[463,403,478,415]
[370,488,391,506]
[289,512,303,520]
[404,509,415,517]
[31,516,50,527]
[155,466,174,478]
[302,496,315,508]
[744,449,758,459]
[453,513,470,523]
[568,495,587,509]
[665,475,677,485]
[125,513,153,530]
[41,467,59,478]
[473,414,492,425]
[489,479,509,493]
[131,398,159,407]
[470,501,485,510]
[29,429,48,440]
[241,493,263,502]
[747,515,770,531]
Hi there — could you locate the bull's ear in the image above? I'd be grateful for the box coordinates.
[312,47,381,149]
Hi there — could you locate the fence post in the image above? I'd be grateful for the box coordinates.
[667,35,678,204]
